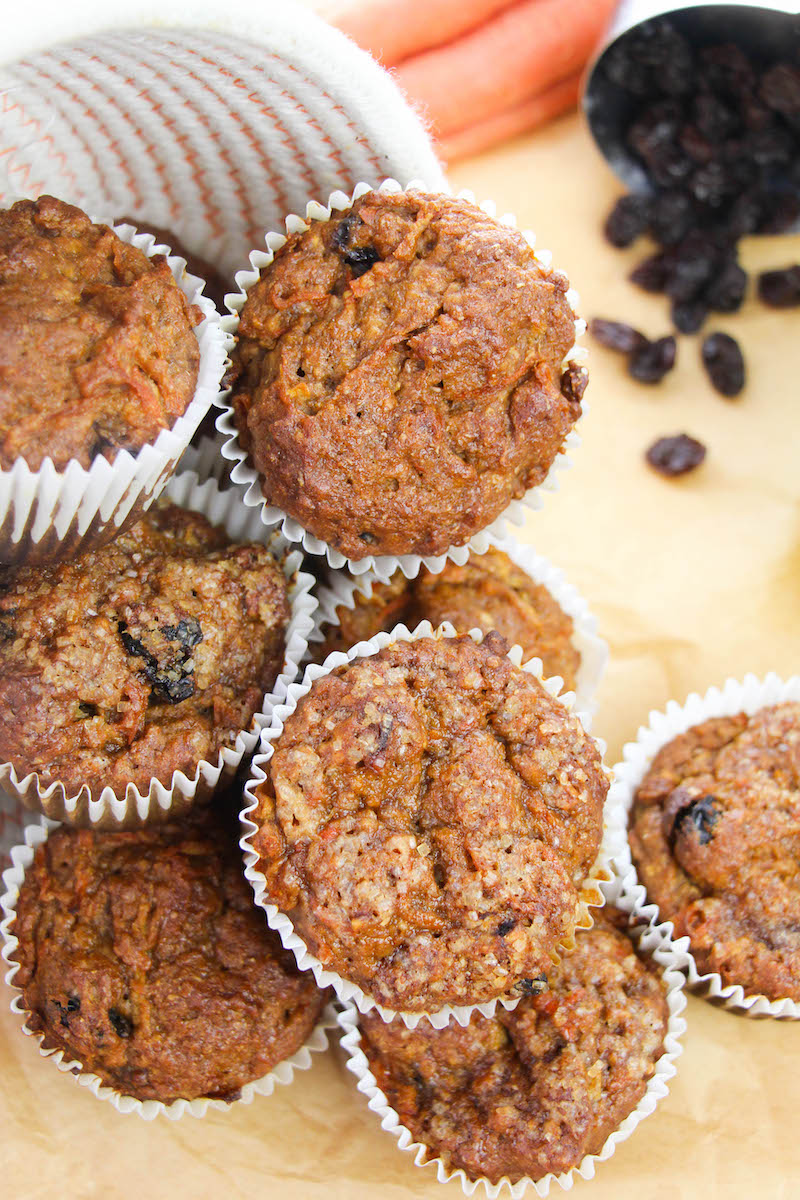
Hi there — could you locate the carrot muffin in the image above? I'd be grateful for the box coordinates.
[229,189,585,559]
[9,803,330,1103]
[629,702,800,1000]
[316,547,581,689]
[0,195,202,471]
[357,908,669,1184]
[0,500,290,799]
[250,631,607,1012]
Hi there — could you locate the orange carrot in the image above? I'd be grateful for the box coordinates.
[331,0,519,67]
[394,0,616,139]
[438,70,581,161]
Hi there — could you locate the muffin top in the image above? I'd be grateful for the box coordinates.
[250,632,607,1012]
[10,802,329,1103]
[230,189,585,559]
[629,702,800,1001]
[316,546,581,690]
[0,195,202,471]
[358,909,669,1184]
[0,500,290,800]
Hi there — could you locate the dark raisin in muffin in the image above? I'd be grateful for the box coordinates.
[0,500,290,801]
[10,802,330,1103]
[629,702,800,1000]
[358,908,669,1183]
[250,632,607,1012]
[229,189,584,559]
[316,546,581,689]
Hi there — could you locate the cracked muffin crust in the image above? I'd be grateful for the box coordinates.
[629,702,800,1001]
[357,909,669,1184]
[250,632,607,1012]
[315,546,581,690]
[10,803,330,1103]
[0,500,290,801]
[0,195,202,471]
[229,189,585,559]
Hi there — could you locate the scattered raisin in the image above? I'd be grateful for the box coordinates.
[497,918,515,937]
[630,252,671,293]
[332,214,380,277]
[649,190,693,245]
[671,297,708,334]
[589,318,647,354]
[646,433,706,477]
[705,258,747,313]
[701,332,745,397]
[757,264,800,307]
[603,194,651,247]
[759,63,800,117]
[629,335,677,383]
[665,790,721,846]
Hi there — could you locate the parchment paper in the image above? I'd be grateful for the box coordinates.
[2,111,799,1200]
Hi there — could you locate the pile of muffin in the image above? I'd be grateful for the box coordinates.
[0,186,796,1191]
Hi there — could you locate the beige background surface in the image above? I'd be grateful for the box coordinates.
[2,102,800,1200]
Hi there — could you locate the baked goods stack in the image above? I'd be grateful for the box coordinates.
[3,165,795,1193]
[0,176,692,1192]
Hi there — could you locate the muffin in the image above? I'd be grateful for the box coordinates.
[8,803,330,1103]
[356,909,669,1184]
[0,195,202,471]
[316,546,581,689]
[249,631,608,1013]
[229,188,585,559]
[0,499,290,801]
[628,702,800,1001]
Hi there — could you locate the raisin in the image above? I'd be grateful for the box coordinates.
[119,628,157,673]
[108,1008,133,1038]
[515,974,548,995]
[678,124,714,165]
[742,127,793,168]
[665,789,721,846]
[160,617,203,649]
[359,531,377,545]
[649,146,693,189]
[0,619,14,641]
[757,264,800,307]
[671,297,708,334]
[630,252,671,293]
[701,332,745,397]
[52,995,81,1028]
[646,434,706,477]
[603,194,651,247]
[560,363,588,404]
[627,101,682,164]
[497,918,515,937]
[649,190,693,245]
[590,318,647,354]
[332,214,380,277]
[611,21,693,97]
[700,44,754,97]
[688,161,735,209]
[664,233,720,301]
[704,258,747,313]
[723,189,762,238]
[759,63,800,117]
[693,93,737,141]
[757,193,800,235]
[629,335,676,383]
[119,621,196,704]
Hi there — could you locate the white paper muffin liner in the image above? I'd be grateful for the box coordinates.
[336,866,688,1198]
[0,214,230,567]
[311,530,608,722]
[240,620,613,1030]
[0,468,317,829]
[607,671,800,1020]
[0,815,337,1120]
[217,178,587,579]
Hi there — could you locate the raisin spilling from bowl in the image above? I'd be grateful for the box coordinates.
[701,332,745,397]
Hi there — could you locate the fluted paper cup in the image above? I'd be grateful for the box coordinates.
[311,532,608,721]
[607,671,800,1019]
[241,620,613,1030]
[218,178,587,579]
[0,816,337,1120]
[336,868,687,1197]
[0,469,317,829]
[0,218,229,567]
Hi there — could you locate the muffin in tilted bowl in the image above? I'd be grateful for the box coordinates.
[241,623,611,1028]
[0,469,316,828]
[222,181,587,576]
[0,195,228,566]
